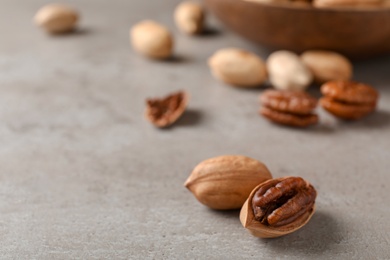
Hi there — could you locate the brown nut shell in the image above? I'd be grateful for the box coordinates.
[208,48,267,88]
[34,4,79,34]
[131,20,173,59]
[174,1,205,35]
[240,176,316,238]
[184,155,272,210]
[301,50,352,84]
[145,91,189,128]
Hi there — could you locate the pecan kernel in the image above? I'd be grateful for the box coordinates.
[259,90,318,127]
[252,177,317,227]
[320,80,379,120]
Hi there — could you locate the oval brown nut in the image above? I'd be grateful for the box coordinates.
[131,20,173,59]
[34,4,79,34]
[267,50,313,91]
[321,80,379,105]
[260,107,319,127]
[208,48,267,88]
[240,176,317,238]
[260,90,318,115]
[174,1,205,35]
[145,91,188,128]
[184,155,272,210]
[320,97,376,120]
[301,50,352,84]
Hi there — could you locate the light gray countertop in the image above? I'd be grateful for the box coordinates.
[0,0,389,259]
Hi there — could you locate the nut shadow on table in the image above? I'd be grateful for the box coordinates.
[308,110,390,134]
[47,27,92,37]
[262,211,340,255]
[163,54,193,64]
[339,110,390,129]
[174,109,203,127]
[198,26,222,37]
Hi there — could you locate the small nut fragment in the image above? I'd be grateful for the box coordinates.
[301,50,353,84]
[240,176,317,238]
[320,80,378,120]
[185,155,272,210]
[259,90,318,127]
[208,48,267,87]
[34,4,79,34]
[267,51,313,91]
[145,91,188,127]
[131,20,174,59]
[174,1,205,35]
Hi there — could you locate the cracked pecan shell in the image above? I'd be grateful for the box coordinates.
[240,176,317,238]
[145,91,188,128]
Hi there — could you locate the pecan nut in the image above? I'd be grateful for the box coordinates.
[321,80,378,105]
[252,177,317,227]
[260,90,317,115]
[320,80,378,120]
[184,155,272,210]
[320,97,376,120]
[240,176,317,238]
[260,107,318,128]
[259,90,318,127]
[145,91,188,127]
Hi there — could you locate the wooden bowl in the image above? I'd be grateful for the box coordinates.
[204,0,390,59]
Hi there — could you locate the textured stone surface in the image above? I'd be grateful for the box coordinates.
[0,0,389,259]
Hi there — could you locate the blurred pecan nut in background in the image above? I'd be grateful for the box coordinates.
[259,90,318,127]
[320,80,379,120]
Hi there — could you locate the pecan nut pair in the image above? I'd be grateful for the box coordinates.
[259,90,318,127]
[320,80,378,120]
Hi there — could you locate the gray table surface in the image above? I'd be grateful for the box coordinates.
[1,0,389,259]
